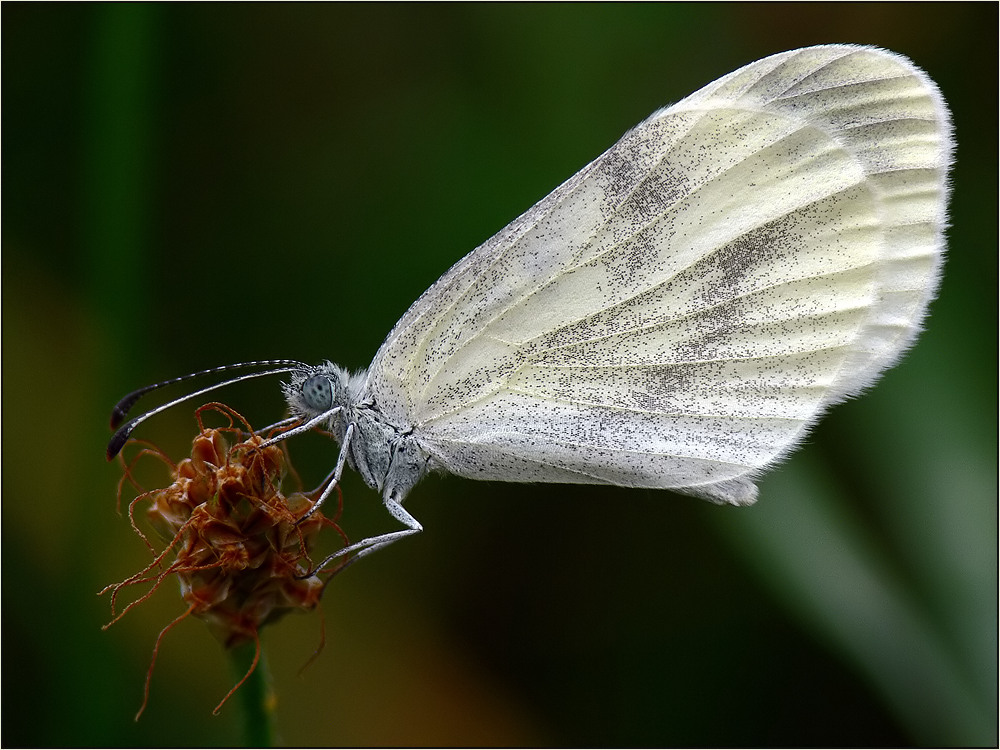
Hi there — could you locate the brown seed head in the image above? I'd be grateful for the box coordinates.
[102,402,348,716]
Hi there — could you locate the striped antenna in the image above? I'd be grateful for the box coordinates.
[107,360,307,460]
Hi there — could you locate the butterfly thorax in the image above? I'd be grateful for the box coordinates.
[284,361,431,504]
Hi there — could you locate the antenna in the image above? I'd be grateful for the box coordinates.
[107,360,306,460]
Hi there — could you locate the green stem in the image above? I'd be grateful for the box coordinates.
[228,640,276,746]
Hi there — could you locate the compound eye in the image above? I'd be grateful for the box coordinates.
[301,374,333,412]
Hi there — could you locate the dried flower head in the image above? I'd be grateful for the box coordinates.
[101,402,348,718]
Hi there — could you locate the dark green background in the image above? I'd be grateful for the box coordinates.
[3,3,996,746]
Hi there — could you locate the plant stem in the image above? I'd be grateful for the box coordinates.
[228,640,276,746]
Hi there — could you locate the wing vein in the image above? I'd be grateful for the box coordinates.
[419,340,853,426]
[419,132,867,394]
[509,272,875,356]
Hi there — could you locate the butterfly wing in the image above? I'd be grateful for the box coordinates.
[364,45,952,505]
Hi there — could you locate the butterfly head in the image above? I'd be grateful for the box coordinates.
[282,361,367,422]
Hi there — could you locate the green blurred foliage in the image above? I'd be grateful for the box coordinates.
[2,4,995,746]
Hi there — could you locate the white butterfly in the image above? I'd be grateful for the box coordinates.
[111,44,952,570]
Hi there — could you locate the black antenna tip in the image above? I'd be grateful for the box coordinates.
[110,392,143,429]
[107,417,139,460]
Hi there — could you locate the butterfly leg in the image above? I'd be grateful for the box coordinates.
[306,490,422,576]
[297,422,355,522]
[258,406,342,450]
[303,426,429,575]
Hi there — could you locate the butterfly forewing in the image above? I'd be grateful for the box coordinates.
[363,45,951,505]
